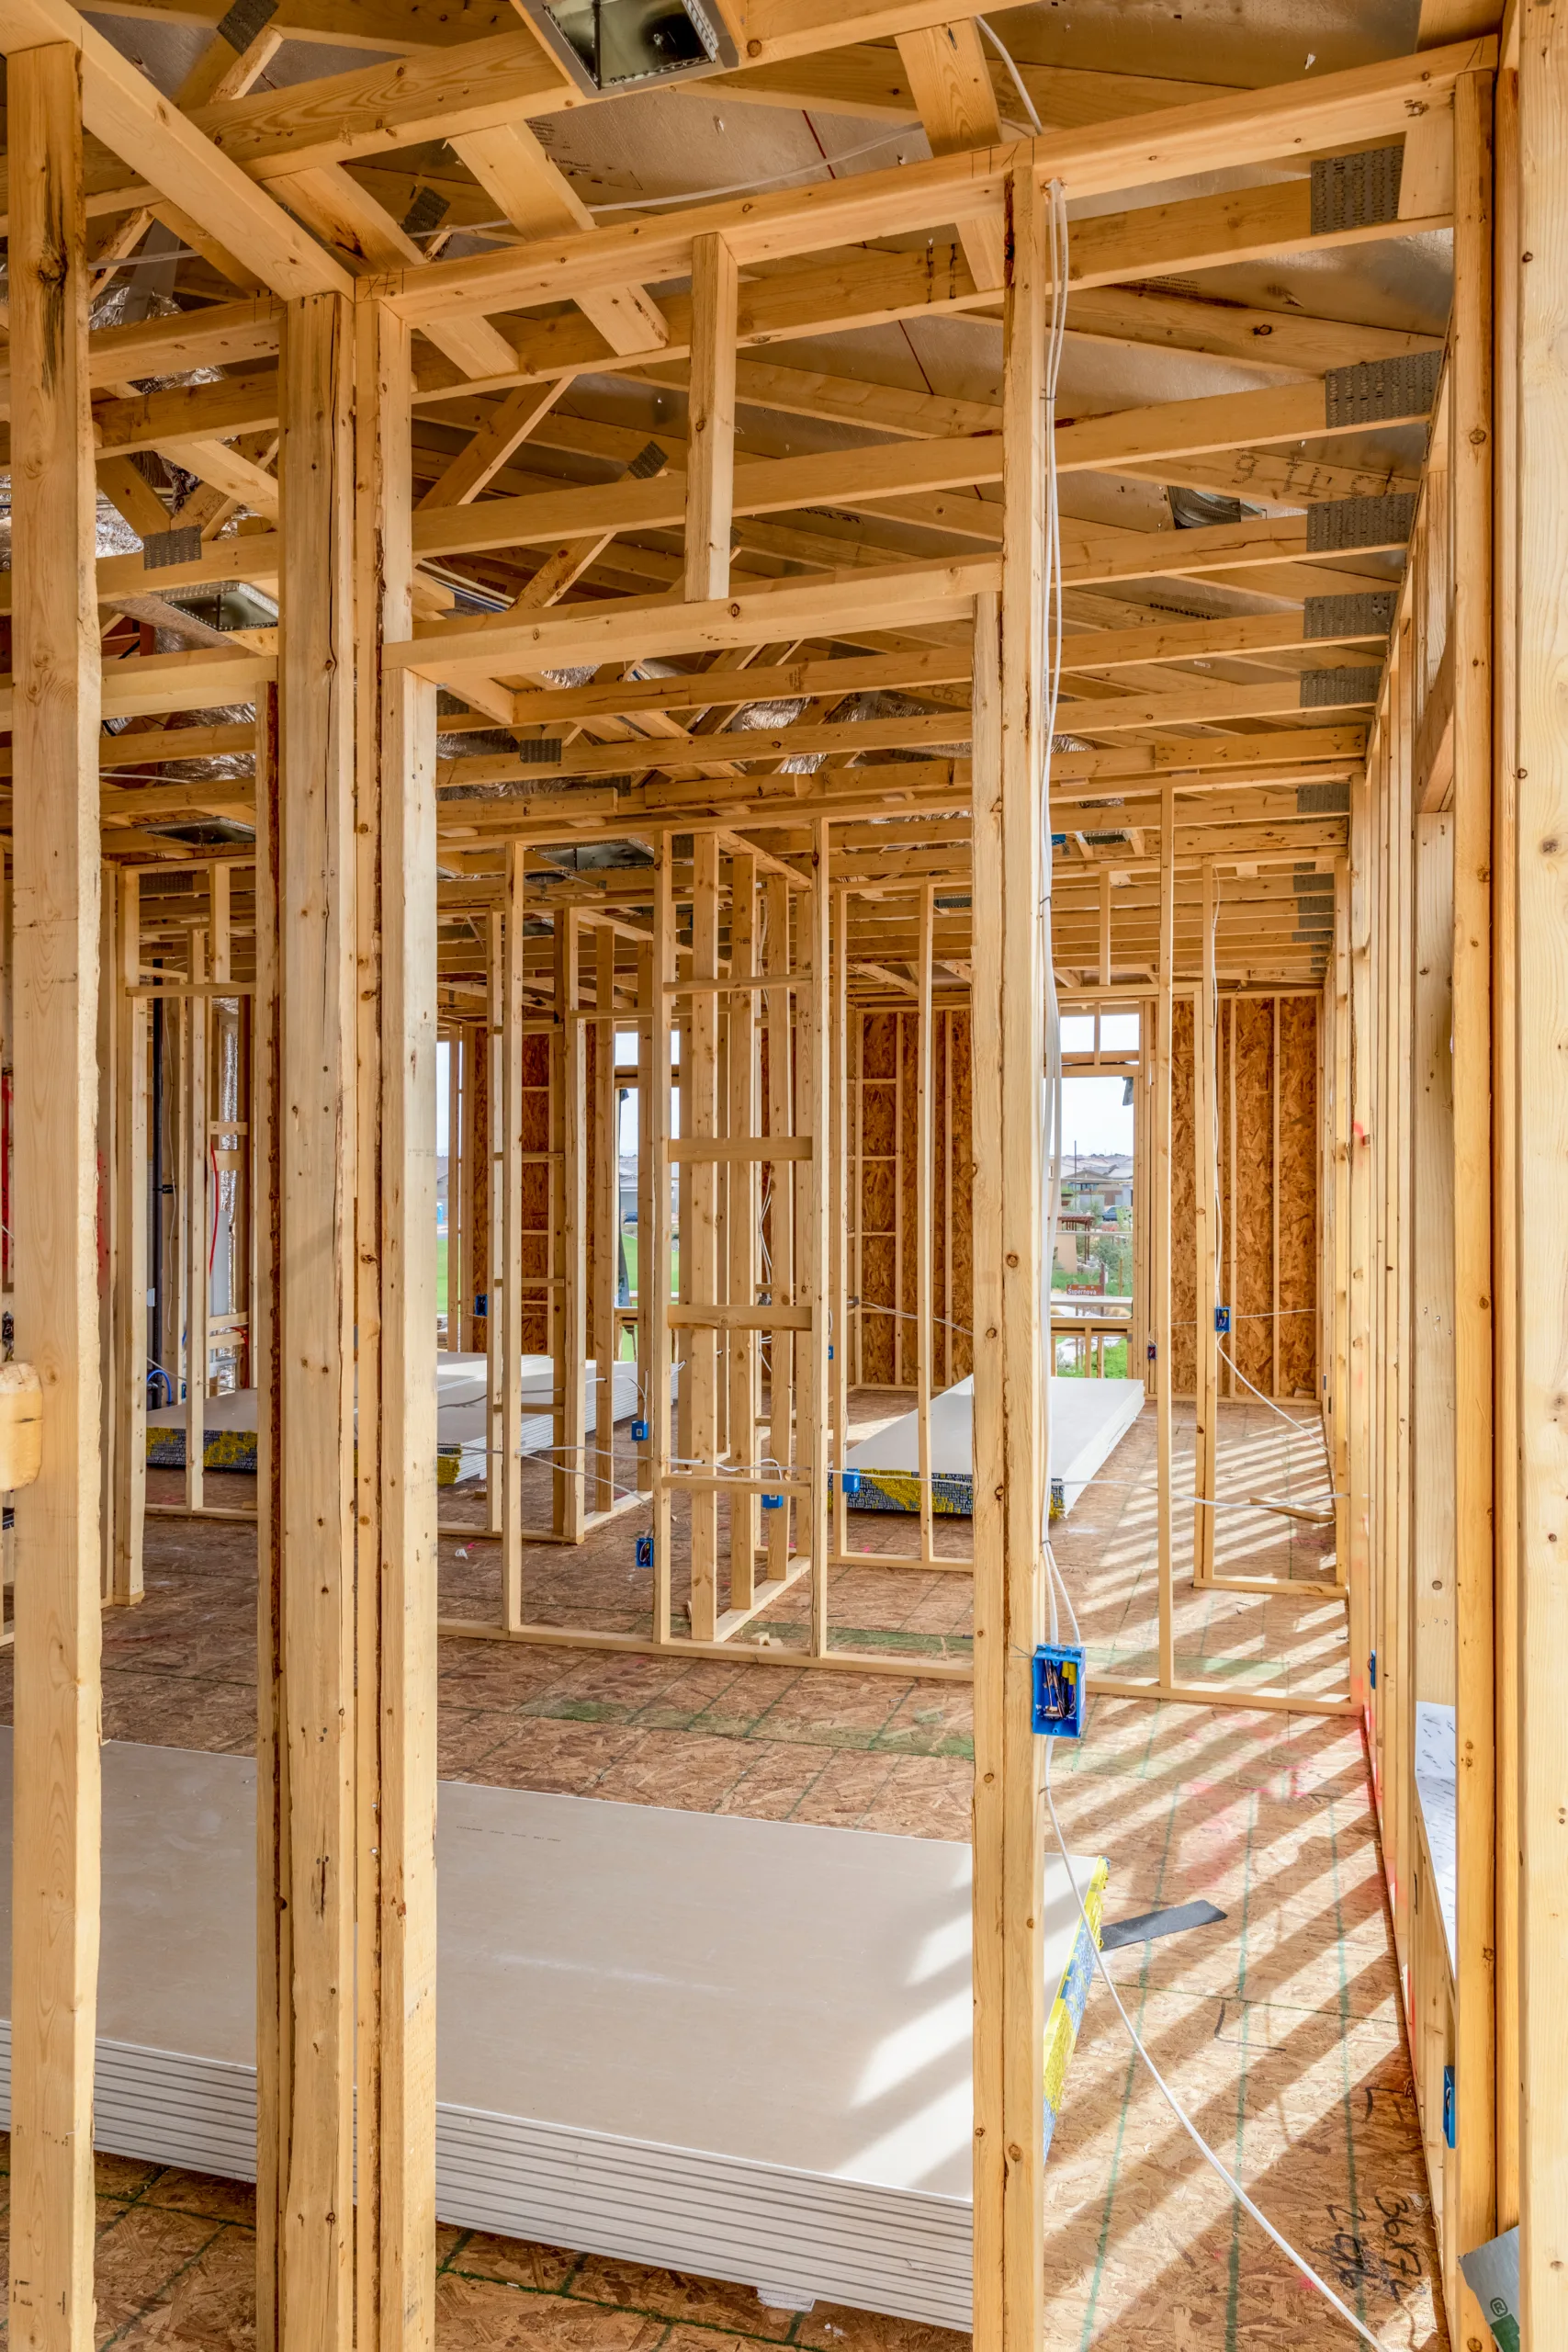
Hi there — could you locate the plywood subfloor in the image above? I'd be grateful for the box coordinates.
[0,1391,1443,2351]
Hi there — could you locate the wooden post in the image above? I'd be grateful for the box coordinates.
[7,45,104,2352]
[683,233,738,603]
[1450,70,1497,2323]
[112,868,147,1607]
[352,289,438,2352]
[688,838,720,1635]
[1155,781,1176,1689]
[501,846,525,1626]
[1193,860,1217,1586]
[969,152,1049,2352]
[261,288,357,2352]
[1514,13,1568,2331]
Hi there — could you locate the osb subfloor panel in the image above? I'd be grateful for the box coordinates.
[0,1398,1438,2351]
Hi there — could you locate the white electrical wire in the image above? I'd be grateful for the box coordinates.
[977,17,1043,136]
[1032,190,1381,2352]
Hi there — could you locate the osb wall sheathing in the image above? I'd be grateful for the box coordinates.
[1277,997,1320,1398]
[857,1011,899,1384]
[1170,994,1320,1401]
[520,1030,552,1356]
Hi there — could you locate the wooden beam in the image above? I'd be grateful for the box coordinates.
[0,0,355,298]
[417,379,567,510]
[371,42,1494,326]
[450,121,670,356]
[391,557,997,684]
[264,163,516,379]
[7,48,104,2352]
[896,20,1006,288]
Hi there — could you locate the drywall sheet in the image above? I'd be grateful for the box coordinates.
[145,1354,642,1480]
[0,1737,1104,2332]
[843,1376,1145,1516]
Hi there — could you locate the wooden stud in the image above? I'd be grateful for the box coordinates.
[254,676,286,2352]
[592,928,619,1516]
[485,912,503,1537]
[968,151,1050,2352]
[7,47,104,2352]
[648,858,675,1639]
[1450,70,1497,2319]
[1155,779,1176,1688]
[1514,11,1568,2329]
[351,288,438,2352]
[556,909,587,1544]
[1412,811,1455,1708]
[1490,49,1521,2235]
[184,922,209,1510]
[269,285,357,2352]
[763,874,795,1589]
[112,866,147,1609]
[501,845,525,1628]
[727,854,761,1605]
[802,819,832,1653]
[688,838,721,1636]
[916,883,937,1566]
[637,940,656,1501]
[1192,859,1217,1586]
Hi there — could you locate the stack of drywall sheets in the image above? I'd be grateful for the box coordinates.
[844,1374,1145,1517]
[0,1737,1104,2330]
[144,1352,642,1481]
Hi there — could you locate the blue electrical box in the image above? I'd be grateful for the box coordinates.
[1443,2064,1456,2150]
[761,1492,784,1511]
[631,1418,649,1442]
[636,1533,654,1569]
[1214,1304,1232,1334]
[841,1469,861,1498]
[1032,1645,1085,1738]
